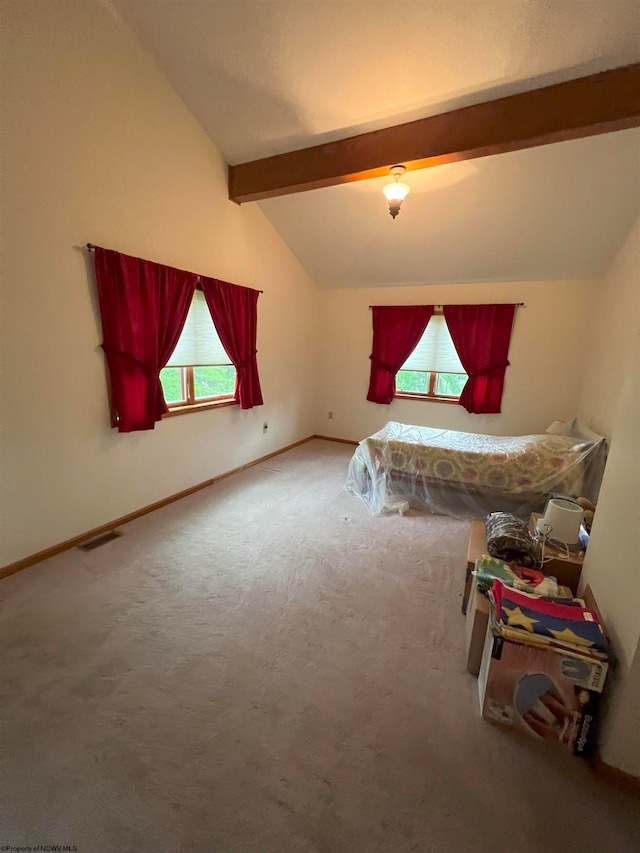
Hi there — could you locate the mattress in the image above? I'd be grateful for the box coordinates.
[346,421,606,519]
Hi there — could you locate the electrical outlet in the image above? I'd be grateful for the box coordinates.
[328,411,334,420]
[263,421,268,433]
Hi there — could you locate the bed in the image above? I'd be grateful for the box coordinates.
[345,421,607,520]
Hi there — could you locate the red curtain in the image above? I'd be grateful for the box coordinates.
[200,277,263,409]
[367,306,435,404]
[95,248,196,432]
[443,304,516,414]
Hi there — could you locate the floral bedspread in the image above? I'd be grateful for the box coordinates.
[362,421,589,495]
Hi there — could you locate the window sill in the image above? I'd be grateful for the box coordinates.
[162,397,237,418]
[395,393,460,406]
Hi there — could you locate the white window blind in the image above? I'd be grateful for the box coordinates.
[166,290,231,367]
[401,314,465,373]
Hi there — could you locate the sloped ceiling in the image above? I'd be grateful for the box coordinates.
[115,0,640,287]
[260,130,640,287]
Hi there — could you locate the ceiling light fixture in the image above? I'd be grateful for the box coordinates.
[382,165,411,219]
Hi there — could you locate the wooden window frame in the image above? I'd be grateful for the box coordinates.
[396,371,464,405]
[394,307,466,404]
[161,366,237,418]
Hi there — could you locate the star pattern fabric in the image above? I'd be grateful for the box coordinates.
[549,627,594,648]
[492,580,608,653]
[503,605,537,632]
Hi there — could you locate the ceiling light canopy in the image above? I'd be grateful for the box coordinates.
[382,165,410,219]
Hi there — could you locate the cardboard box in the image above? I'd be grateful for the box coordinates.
[462,520,487,614]
[465,582,491,675]
[464,515,582,613]
[478,628,607,757]
[466,574,573,677]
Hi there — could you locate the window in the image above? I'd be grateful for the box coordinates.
[395,313,467,402]
[160,290,236,413]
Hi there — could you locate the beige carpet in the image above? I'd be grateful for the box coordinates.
[1,439,638,853]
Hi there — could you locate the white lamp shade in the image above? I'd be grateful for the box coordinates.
[540,499,583,545]
[382,181,411,202]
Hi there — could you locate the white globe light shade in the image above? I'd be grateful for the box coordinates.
[382,181,411,202]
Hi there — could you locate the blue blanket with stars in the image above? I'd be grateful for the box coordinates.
[491,579,608,654]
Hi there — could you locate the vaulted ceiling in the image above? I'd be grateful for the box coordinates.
[115,0,640,287]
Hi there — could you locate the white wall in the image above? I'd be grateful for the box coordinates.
[318,280,595,441]
[577,219,640,775]
[0,0,320,567]
[584,360,640,774]
[583,362,640,670]
[602,646,640,777]
[578,216,640,438]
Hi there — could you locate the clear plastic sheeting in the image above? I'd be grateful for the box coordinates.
[345,421,607,520]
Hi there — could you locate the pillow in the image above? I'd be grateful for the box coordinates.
[545,419,573,436]
[545,418,604,444]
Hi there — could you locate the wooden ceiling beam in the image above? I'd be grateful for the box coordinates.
[228,64,640,203]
